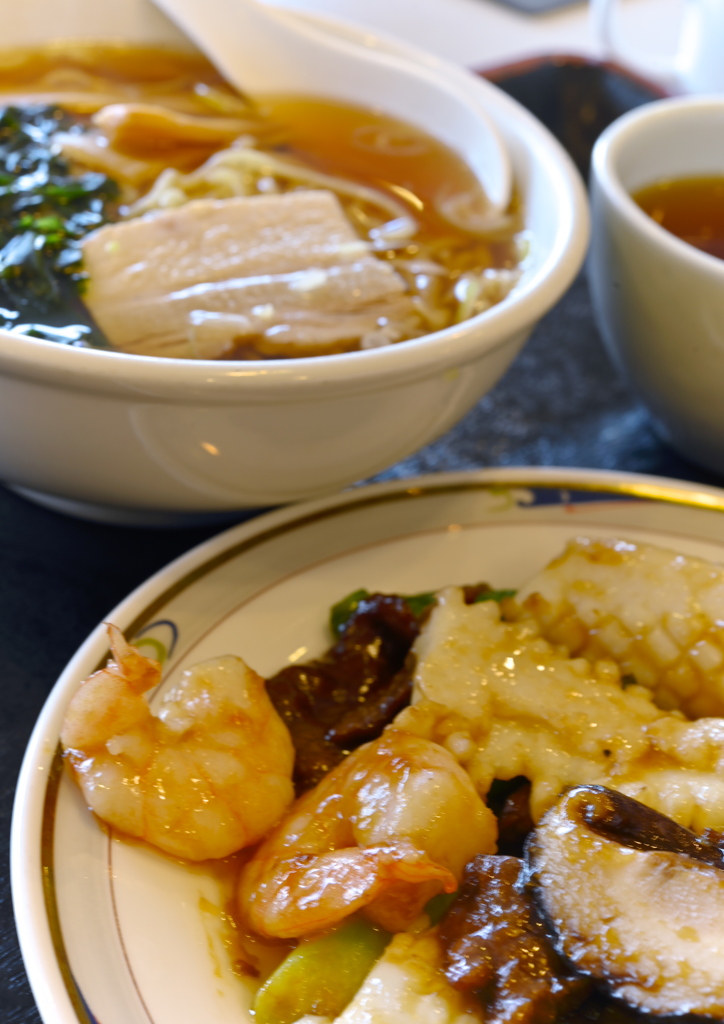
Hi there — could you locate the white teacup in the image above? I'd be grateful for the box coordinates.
[589,95,724,475]
[591,0,724,94]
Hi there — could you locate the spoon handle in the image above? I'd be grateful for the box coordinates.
[152,0,314,96]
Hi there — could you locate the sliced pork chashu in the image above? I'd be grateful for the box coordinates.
[82,190,416,358]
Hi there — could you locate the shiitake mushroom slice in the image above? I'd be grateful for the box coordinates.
[526,785,724,1018]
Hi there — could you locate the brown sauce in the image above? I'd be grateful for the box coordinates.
[440,855,590,1024]
[266,584,514,793]
[201,593,700,1023]
[633,175,724,260]
[204,848,294,981]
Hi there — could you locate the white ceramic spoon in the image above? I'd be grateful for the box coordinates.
[151,0,512,214]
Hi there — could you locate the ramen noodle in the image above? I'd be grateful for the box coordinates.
[0,45,526,359]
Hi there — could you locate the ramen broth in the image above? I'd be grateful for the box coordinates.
[259,95,520,260]
[0,45,524,359]
[0,44,234,117]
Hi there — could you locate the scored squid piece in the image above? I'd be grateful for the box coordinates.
[515,537,724,717]
[527,785,724,1018]
[410,588,665,819]
[81,190,414,357]
[407,587,724,832]
[329,931,482,1024]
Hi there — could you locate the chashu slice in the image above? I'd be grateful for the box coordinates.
[94,263,413,358]
[81,190,414,358]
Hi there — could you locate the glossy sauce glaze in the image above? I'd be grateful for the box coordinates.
[65,578,707,1024]
[237,591,711,1024]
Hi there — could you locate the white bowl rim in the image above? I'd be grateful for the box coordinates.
[591,93,724,278]
[0,14,589,397]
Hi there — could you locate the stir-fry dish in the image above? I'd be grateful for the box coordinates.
[61,535,724,1023]
[0,45,525,359]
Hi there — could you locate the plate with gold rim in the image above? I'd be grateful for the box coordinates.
[11,466,724,1024]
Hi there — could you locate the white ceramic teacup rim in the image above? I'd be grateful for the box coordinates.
[592,93,724,278]
[0,13,588,397]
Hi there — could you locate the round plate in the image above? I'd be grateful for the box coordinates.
[12,467,724,1024]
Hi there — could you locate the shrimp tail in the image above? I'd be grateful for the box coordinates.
[61,624,161,753]
[106,623,162,694]
[363,844,459,933]
[242,840,457,939]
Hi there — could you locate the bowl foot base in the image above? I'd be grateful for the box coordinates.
[8,484,255,527]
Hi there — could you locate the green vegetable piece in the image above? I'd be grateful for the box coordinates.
[472,587,517,604]
[252,919,390,1024]
[330,588,370,636]
[329,582,515,638]
[424,891,457,925]
[402,591,436,618]
[33,214,65,234]
[330,586,438,636]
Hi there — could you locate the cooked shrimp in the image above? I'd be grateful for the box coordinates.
[61,624,295,861]
[238,729,497,939]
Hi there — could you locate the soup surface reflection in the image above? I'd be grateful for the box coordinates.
[0,45,525,359]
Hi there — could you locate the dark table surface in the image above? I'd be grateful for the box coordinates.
[2,59,721,1024]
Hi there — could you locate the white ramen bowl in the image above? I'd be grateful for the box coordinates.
[0,0,589,524]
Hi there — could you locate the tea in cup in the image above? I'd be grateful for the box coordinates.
[588,96,724,474]
[632,176,724,260]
